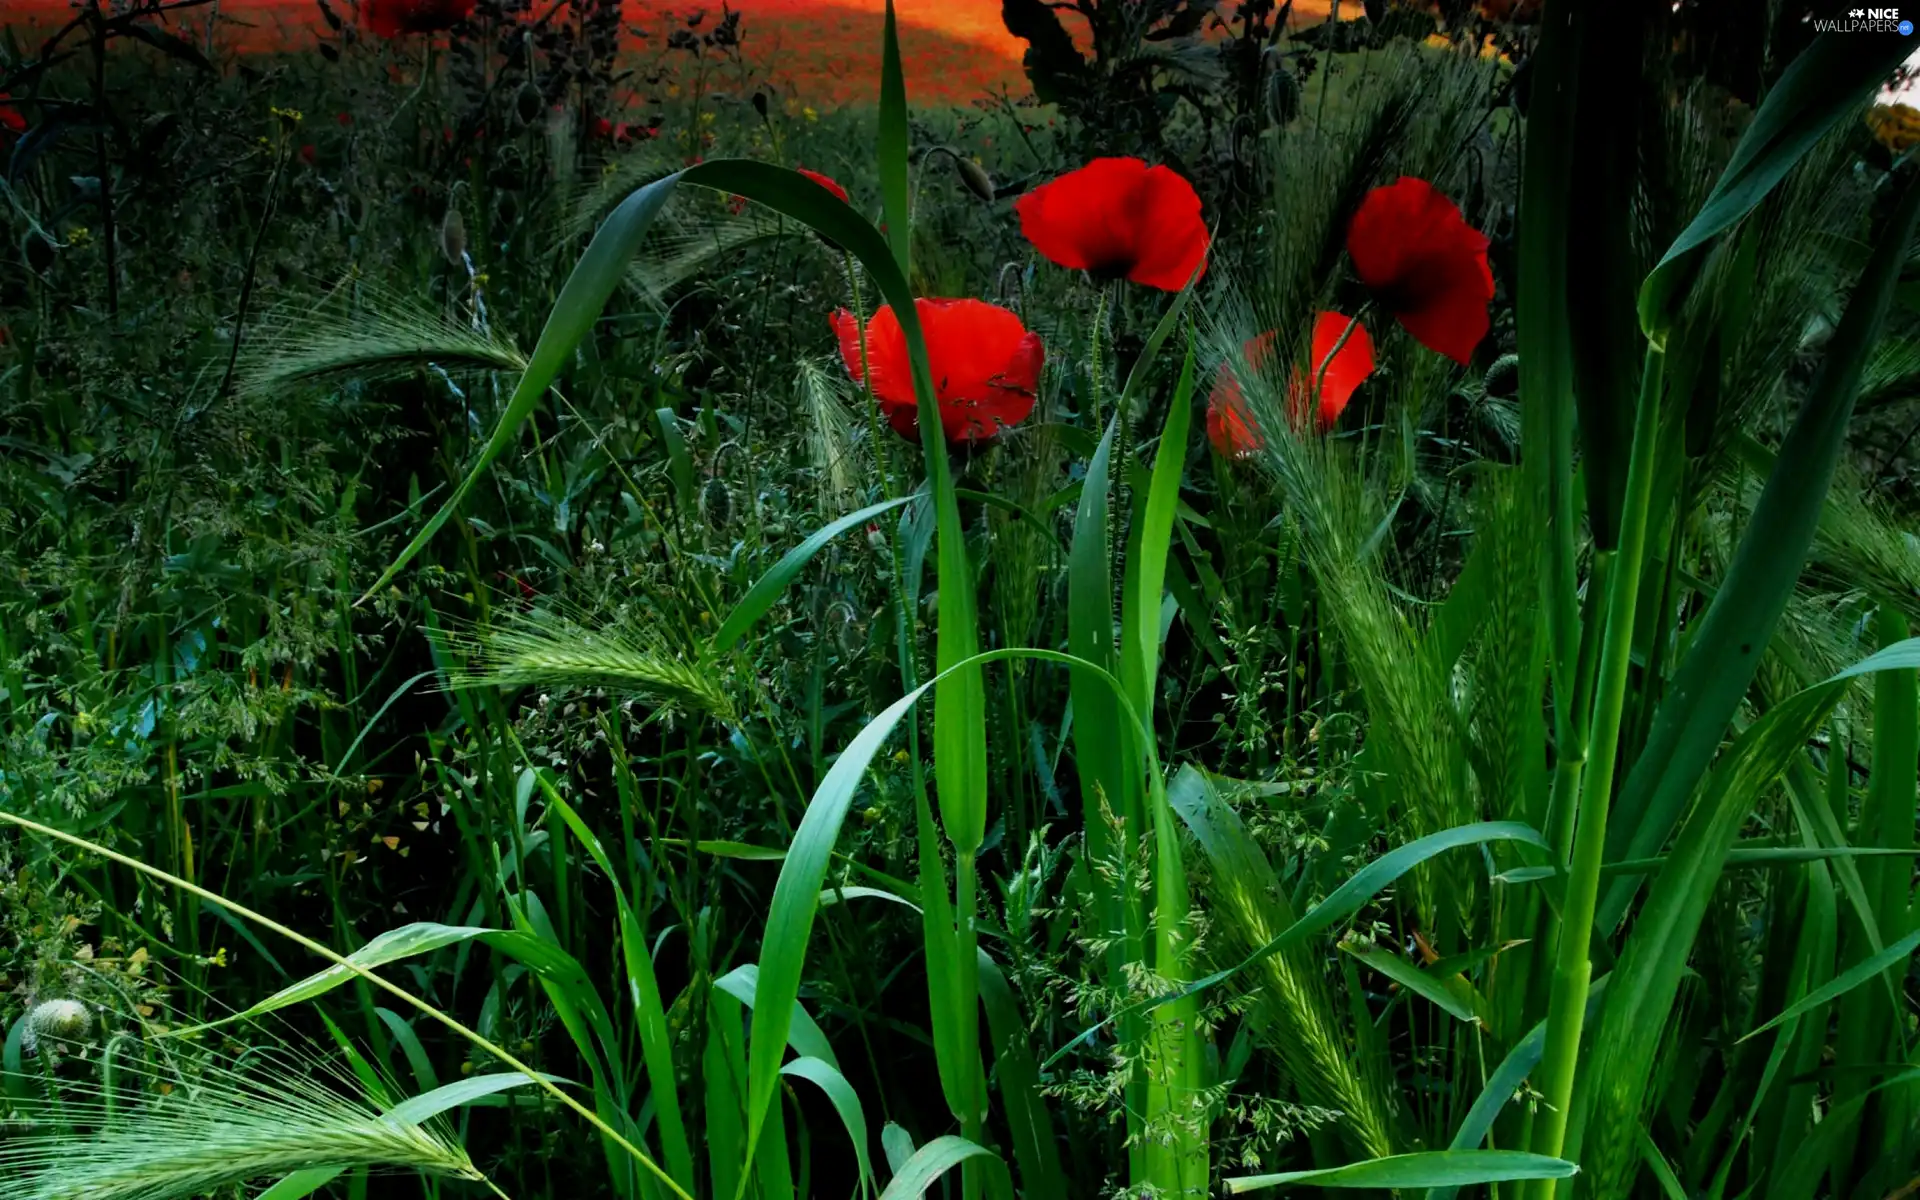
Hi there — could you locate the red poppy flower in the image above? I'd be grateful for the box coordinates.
[797,167,848,204]
[831,298,1043,444]
[592,116,615,140]
[1014,157,1208,292]
[0,94,26,135]
[337,112,353,126]
[1206,312,1375,457]
[299,144,317,165]
[1346,177,1492,366]
[363,0,474,38]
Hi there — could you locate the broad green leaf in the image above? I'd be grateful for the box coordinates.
[1227,1150,1577,1193]
[708,496,915,656]
[879,1136,1009,1200]
[1741,925,1920,1043]
[780,1056,876,1195]
[744,646,1147,1191]
[1603,177,1920,927]
[1340,942,1477,1024]
[1639,32,1912,334]
[716,963,840,1070]
[386,1071,565,1124]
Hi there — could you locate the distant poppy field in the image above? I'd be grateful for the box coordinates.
[5,5,1920,1200]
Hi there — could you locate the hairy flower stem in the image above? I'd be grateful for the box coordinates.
[1528,342,1666,1192]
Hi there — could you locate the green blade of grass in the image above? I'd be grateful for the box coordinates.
[1740,926,1920,1044]
[360,172,685,601]
[1227,1150,1579,1194]
[1638,31,1913,335]
[878,0,911,276]
[880,1136,1009,1200]
[1044,820,1548,1067]
[1602,174,1920,929]
[1340,942,1478,1024]
[707,495,916,656]
[780,1056,877,1197]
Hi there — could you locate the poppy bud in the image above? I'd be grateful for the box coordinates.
[699,478,733,530]
[752,91,769,118]
[1265,65,1301,127]
[954,156,995,203]
[1363,0,1386,23]
[440,205,467,266]
[1483,354,1520,399]
[22,231,56,274]
[515,82,544,127]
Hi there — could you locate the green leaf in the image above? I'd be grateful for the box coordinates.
[362,173,685,600]
[254,1168,346,1200]
[655,407,693,513]
[878,0,911,276]
[1340,942,1478,1024]
[1603,177,1920,926]
[1228,1150,1578,1193]
[386,1071,565,1124]
[780,1056,876,1195]
[1639,32,1913,334]
[716,963,840,1070]
[708,497,915,656]
[879,1136,1009,1200]
[1741,925,1920,1043]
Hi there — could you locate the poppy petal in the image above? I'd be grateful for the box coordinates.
[1347,177,1492,365]
[1206,331,1276,458]
[1016,157,1208,292]
[797,167,850,203]
[1123,165,1210,290]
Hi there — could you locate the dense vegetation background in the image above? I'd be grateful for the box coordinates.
[2,1,1920,1198]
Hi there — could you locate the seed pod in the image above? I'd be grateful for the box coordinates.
[515,81,545,127]
[29,999,91,1044]
[954,156,995,203]
[1265,64,1302,127]
[1483,353,1520,398]
[825,600,860,658]
[699,477,733,530]
[440,205,467,267]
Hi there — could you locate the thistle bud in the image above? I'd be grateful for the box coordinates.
[28,999,91,1045]
[440,205,467,267]
[699,477,733,530]
[1483,354,1520,399]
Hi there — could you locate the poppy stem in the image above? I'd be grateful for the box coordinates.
[1311,301,1371,417]
[844,253,899,500]
[1087,285,1111,430]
